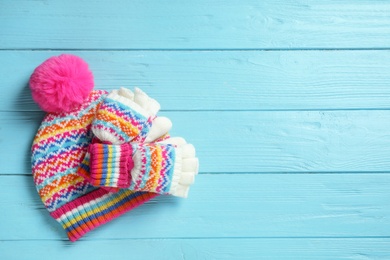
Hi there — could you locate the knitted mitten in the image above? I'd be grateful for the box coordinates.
[91,87,172,144]
[87,138,199,198]
[130,139,199,198]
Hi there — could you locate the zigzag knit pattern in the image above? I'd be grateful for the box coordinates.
[32,91,106,211]
[31,90,158,242]
[92,96,153,144]
[129,143,176,194]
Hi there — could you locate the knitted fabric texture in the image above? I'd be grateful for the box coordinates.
[86,142,198,198]
[130,142,198,198]
[31,90,157,242]
[88,143,133,188]
[129,142,176,194]
[91,89,157,144]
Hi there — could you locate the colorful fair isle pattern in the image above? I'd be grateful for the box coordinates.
[31,90,157,242]
[80,142,178,195]
[129,143,176,194]
[91,94,153,144]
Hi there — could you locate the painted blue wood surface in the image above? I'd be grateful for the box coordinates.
[2,174,390,239]
[1,1,390,259]
[2,0,390,49]
[2,51,390,111]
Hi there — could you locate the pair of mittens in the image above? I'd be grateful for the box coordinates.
[78,87,170,180]
[79,87,199,198]
[88,138,198,198]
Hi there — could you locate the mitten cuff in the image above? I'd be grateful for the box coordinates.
[89,143,133,188]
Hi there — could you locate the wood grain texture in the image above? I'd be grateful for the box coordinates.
[2,51,390,112]
[1,239,390,260]
[1,0,390,258]
[2,110,390,174]
[1,0,390,49]
[1,174,389,240]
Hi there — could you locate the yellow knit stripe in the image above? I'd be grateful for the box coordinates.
[42,176,85,201]
[61,189,136,228]
[151,147,163,191]
[97,109,140,136]
[107,145,113,185]
[34,118,93,143]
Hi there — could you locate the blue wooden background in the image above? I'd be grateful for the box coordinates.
[1,1,390,259]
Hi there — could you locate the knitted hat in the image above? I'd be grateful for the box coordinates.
[30,55,158,241]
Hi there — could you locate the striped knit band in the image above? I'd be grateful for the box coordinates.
[51,188,157,242]
[88,143,133,188]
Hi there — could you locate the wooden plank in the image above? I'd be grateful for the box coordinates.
[0,174,389,240]
[1,239,389,259]
[1,1,390,49]
[2,50,390,112]
[2,110,390,174]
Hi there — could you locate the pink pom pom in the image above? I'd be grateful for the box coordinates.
[29,54,94,113]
